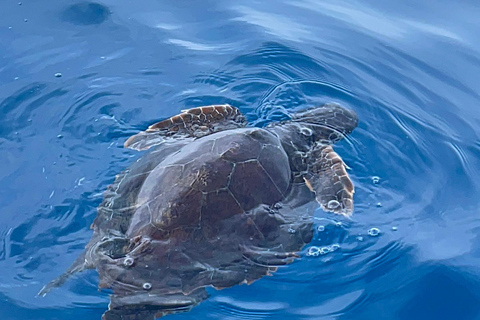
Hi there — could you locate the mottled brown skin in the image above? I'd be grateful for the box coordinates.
[39,103,358,320]
[124,105,246,151]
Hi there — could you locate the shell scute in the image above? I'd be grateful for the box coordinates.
[228,160,284,211]
[191,160,234,193]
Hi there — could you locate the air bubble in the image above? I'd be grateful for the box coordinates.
[288,227,296,234]
[372,176,380,184]
[317,225,325,232]
[335,222,342,227]
[307,244,339,257]
[368,227,381,237]
[328,132,339,141]
[329,244,340,251]
[392,226,398,231]
[376,202,382,207]
[123,257,134,267]
[307,246,320,257]
[142,282,152,290]
[300,127,313,136]
[320,247,330,255]
[327,200,340,210]
[55,73,62,78]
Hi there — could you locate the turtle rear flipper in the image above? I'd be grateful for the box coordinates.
[124,104,246,151]
[37,250,89,296]
[304,145,354,217]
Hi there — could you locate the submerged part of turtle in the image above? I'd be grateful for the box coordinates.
[39,103,358,320]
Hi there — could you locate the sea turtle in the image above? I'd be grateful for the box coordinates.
[39,103,358,320]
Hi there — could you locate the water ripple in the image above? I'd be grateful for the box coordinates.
[1,1,480,319]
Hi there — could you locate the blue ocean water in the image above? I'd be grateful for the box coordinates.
[1,0,480,319]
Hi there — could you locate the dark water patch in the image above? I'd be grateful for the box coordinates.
[61,2,110,26]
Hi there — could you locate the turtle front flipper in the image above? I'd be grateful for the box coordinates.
[304,145,354,217]
[124,104,246,151]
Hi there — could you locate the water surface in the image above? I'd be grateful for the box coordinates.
[1,0,480,319]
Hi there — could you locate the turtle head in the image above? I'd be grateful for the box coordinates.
[268,103,358,152]
[290,103,358,144]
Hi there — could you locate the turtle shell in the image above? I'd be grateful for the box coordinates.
[88,127,315,320]
[126,128,291,238]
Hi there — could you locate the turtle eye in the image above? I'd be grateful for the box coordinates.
[300,127,313,136]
